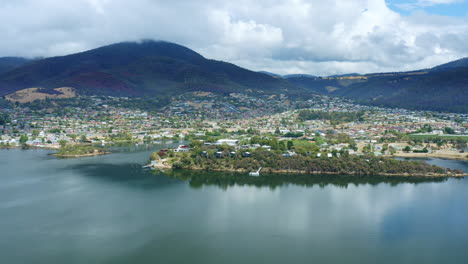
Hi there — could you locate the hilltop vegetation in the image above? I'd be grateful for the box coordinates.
[0,57,31,75]
[297,110,365,124]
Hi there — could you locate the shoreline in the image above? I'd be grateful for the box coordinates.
[51,151,111,158]
[152,163,467,178]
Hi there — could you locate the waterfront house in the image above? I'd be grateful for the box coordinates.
[174,145,191,153]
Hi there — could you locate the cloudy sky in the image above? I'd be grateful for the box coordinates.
[1,0,467,76]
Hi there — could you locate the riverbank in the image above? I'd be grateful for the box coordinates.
[164,165,467,177]
[52,144,109,158]
[51,151,110,158]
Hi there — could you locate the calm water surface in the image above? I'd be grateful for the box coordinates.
[0,147,467,264]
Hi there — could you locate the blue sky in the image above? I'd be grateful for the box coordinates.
[387,0,468,16]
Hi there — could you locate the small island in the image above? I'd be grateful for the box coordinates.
[53,144,109,158]
[149,140,466,177]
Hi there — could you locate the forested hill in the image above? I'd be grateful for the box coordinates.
[286,62,468,113]
[0,57,31,75]
[0,41,299,98]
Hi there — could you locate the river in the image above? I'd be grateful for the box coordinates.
[0,147,467,264]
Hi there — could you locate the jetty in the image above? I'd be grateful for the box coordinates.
[249,167,262,176]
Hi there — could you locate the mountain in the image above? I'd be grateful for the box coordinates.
[431,57,468,72]
[258,71,283,78]
[327,73,361,78]
[288,66,468,113]
[0,41,466,113]
[284,74,316,78]
[0,57,31,75]
[0,41,299,98]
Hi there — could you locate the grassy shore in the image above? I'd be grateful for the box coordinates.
[53,144,109,158]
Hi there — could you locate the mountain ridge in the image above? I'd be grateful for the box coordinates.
[0,40,298,98]
[0,41,466,113]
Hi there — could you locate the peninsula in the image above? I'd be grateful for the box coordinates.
[149,140,467,177]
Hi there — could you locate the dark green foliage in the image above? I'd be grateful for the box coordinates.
[444,127,455,134]
[298,110,365,123]
[19,134,28,144]
[0,112,10,125]
[283,132,304,138]
[0,57,31,75]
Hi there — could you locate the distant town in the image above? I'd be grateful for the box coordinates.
[0,92,467,161]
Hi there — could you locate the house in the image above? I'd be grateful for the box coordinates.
[282,151,296,158]
[216,139,239,146]
[174,145,191,153]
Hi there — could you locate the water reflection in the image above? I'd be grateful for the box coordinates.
[63,162,182,189]
[164,170,452,190]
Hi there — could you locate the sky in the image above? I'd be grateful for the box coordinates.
[0,0,468,76]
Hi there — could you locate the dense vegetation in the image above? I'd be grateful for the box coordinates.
[162,144,463,176]
[297,110,365,124]
[55,144,107,157]
[0,112,10,125]
[0,57,31,75]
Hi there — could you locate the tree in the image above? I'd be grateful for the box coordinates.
[80,135,87,143]
[19,134,28,145]
[444,127,455,134]
[150,152,161,161]
[287,141,294,150]
[59,140,67,148]
[32,129,39,137]
[0,112,11,125]
[68,134,78,141]
[403,146,412,153]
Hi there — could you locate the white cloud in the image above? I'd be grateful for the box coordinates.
[0,0,467,75]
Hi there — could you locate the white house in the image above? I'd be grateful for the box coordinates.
[216,139,239,146]
[174,145,191,153]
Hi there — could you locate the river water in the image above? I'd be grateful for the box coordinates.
[0,147,467,264]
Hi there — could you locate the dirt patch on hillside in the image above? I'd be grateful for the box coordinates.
[5,87,76,103]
